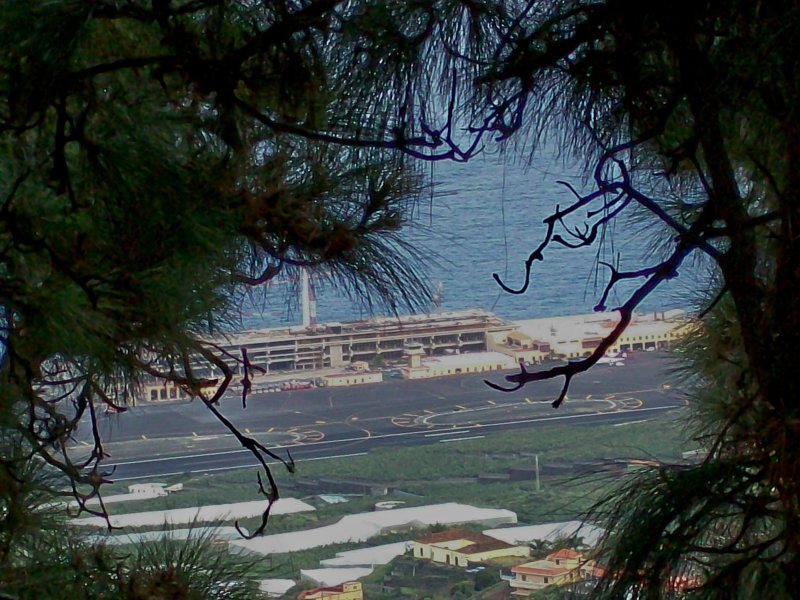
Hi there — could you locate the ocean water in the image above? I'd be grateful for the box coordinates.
[243,146,710,328]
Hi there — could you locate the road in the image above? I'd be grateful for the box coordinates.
[72,352,685,481]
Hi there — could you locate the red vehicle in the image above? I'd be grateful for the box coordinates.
[280,380,314,391]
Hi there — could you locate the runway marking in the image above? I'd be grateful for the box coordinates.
[106,405,682,469]
[315,420,327,424]
[455,405,467,410]
[439,435,485,443]
[418,397,611,425]
[295,429,325,443]
[110,452,370,481]
[425,429,472,437]
[614,397,643,411]
[390,412,428,429]
[487,400,496,405]
[346,414,374,440]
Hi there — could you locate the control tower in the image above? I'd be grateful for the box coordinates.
[404,342,424,369]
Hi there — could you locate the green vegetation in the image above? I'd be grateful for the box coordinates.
[2,0,445,527]
[498,2,800,595]
[4,0,797,596]
[361,555,497,600]
[66,418,690,587]
[0,436,259,599]
[95,418,688,536]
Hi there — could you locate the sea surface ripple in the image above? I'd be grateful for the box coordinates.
[243,149,710,329]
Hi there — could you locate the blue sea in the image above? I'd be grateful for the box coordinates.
[242,144,710,329]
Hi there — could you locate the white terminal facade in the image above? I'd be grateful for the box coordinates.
[142,308,689,402]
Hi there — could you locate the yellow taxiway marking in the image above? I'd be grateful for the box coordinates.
[487,400,496,405]
[455,404,467,410]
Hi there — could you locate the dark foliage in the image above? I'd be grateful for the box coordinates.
[463,1,800,596]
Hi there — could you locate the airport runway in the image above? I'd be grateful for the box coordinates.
[73,352,686,480]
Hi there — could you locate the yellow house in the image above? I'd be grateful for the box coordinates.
[509,550,604,597]
[297,581,362,600]
[411,529,530,567]
[546,549,583,570]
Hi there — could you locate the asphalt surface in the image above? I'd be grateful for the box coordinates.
[70,352,686,481]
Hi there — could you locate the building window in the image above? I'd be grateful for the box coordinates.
[150,390,158,401]
[544,577,550,584]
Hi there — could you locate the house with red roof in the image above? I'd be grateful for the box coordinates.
[297,581,362,600]
[509,550,605,596]
[547,549,582,569]
[411,528,530,568]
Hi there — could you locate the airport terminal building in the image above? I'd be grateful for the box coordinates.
[140,308,689,403]
[225,309,514,373]
[141,310,513,401]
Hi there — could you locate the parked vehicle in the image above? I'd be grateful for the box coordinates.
[281,379,314,391]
